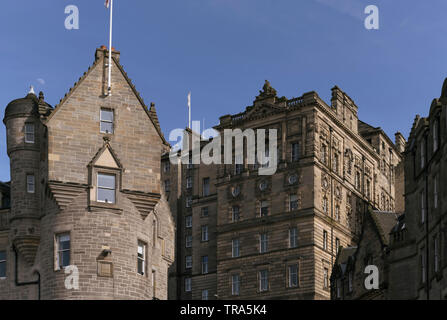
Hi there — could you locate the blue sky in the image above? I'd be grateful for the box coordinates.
[1,0,447,181]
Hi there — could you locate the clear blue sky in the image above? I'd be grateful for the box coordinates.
[1,0,447,181]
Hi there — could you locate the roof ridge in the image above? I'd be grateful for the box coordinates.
[111,56,168,146]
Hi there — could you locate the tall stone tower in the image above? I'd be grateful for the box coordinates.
[3,90,50,269]
[0,47,175,300]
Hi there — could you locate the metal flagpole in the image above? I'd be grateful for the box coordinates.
[188,92,191,129]
[108,0,113,95]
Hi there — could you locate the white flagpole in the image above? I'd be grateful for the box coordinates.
[188,92,191,129]
[107,0,113,95]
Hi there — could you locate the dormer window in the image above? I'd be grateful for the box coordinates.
[100,108,114,134]
[97,173,116,204]
[25,123,35,143]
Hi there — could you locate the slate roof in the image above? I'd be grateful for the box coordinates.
[370,210,399,246]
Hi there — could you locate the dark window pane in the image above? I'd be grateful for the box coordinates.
[0,262,6,278]
[138,259,144,275]
[60,250,70,268]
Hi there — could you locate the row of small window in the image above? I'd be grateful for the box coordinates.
[185,229,300,260]
[21,234,153,276]
[0,234,73,273]
[184,266,300,296]
[21,109,114,145]
[233,142,301,172]
[184,225,209,243]
[168,143,299,177]
[23,173,117,203]
[183,196,299,222]
[180,177,211,196]
[323,230,341,253]
[184,255,210,273]
[419,175,440,224]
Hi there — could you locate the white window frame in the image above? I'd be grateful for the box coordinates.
[100,108,114,134]
[26,174,35,194]
[259,270,269,292]
[288,264,298,288]
[185,215,192,228]
[260,201,269,217]
[291,142,300,162]
[185,235,192,248]
[289,194,298,211]
[232,274,240,296]
[202,177,210,197]
[323,230,328,251]
[55,233,70,270]
[201,225,209,242]
[185,255,192,269]
[185,277,192,292]
[323,267,329,289]
[232,239,240,258]
[186,177,193,189]
[201,289,209,300]
[260,233,268,253]
[137,241,146,275]
[289,228,298,248]
[24,123,35,144]
[232,206,240,222]
[186,196,192,208]
[201,256,208,274]
[97,173,116,204]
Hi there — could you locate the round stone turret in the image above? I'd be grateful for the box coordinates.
[3,90,43,266]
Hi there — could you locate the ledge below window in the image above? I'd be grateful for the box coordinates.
[88,202,123,213]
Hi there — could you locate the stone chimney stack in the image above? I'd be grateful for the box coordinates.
[331,86,359,134]
[95,45,120,62]
[395,132,406,153]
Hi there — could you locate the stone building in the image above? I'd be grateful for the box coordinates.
[331,208,398,300]
[331,77,447,300]
[164,81,404,300]
[388,78,447,300]
[0,47,175,300]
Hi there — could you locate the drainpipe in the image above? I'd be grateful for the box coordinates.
[12,245,41,300]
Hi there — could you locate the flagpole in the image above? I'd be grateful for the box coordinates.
[107,0,113,95]
[188,92,191,129]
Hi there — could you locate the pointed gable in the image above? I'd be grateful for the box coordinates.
[89,141,122,169]
[45,46,168,146]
